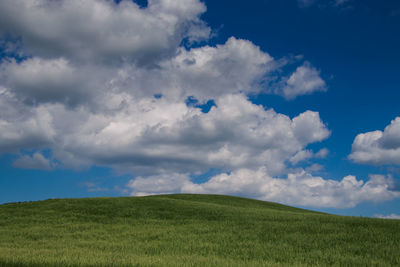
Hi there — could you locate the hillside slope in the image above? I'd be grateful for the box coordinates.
[0,194,399,266]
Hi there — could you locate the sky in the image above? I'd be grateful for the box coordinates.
[0,0,399,218]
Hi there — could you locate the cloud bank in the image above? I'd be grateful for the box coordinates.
[0,0,398,209]
[129,171,399,208]
[0,0,209,64]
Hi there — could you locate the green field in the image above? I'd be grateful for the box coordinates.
[0,194,399,266]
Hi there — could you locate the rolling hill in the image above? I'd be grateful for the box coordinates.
[0,194,399,266]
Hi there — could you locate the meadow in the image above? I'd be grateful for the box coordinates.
[0,194,399,266]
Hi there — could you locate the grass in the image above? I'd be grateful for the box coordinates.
[0,194,399,266]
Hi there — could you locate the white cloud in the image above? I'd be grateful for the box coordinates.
[292,110,330,143]
[305,163,324,172]
[128,170,400,208]
[0,0,352,210]
[0,0,211,107]
[0,0,327,111]
[0,0,209,64]
[280,62,326,100]
[374,214,400,220]
[128,173,190,196]
[13,152,52,170]
[290,150,314,165]
[156,37,276,102]
[289,148,329,165]
[106,37,278,103]
[0,93,330,175]
[0,89,55,153]
[379,118,400,149]
[349,117,400,165]
[0,58,107,106]
[0,37,323,108]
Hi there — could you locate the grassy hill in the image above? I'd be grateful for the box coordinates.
[0,194,399,266]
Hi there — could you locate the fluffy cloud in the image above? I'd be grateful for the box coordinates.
[280,63,326,100]
[108,37,278,103]
[349,117,400,165]
[0,88,55,153]
[0,92,330,175]
[0,0,329,175]
[0,58,109,106]
[0,39,321,108]
[156,37,276,101]
[0,0,326,106]
[0,0,362,209]
[0,0,209,64]
[128,170,400,208]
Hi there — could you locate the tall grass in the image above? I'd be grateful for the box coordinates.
[0,194,399,266]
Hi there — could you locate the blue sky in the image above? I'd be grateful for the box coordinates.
[0,0,399,218]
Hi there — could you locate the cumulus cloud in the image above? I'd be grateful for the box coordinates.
[0,0,326,107]
[280,62,326,100]
[156,37,276,101]
[0,92,330,175]
[13,152,53,170]
[0,58,108,106]
[0,0,357,209]
[0,88,55,153]
[0,0,209,64]
[349,117,400,165]
[128,170,400,208]
[108,37,278,103]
